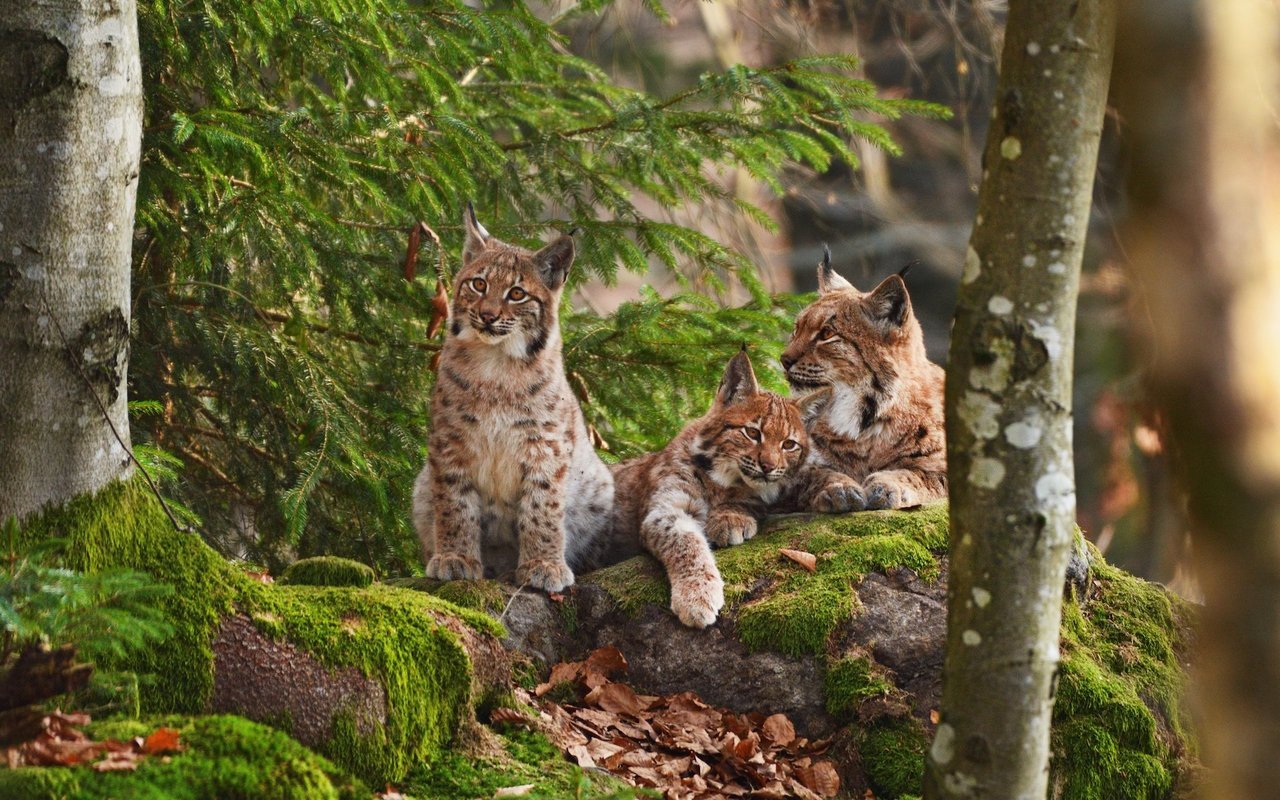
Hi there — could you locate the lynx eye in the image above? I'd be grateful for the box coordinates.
[469,277,488,294]
[506,286,529,303]
[818,325,840,343]
[741,427,762,443]
[781,439,801,452]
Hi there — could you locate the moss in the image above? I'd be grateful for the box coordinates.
[1050,547,1194,799]
[405,728,654,800]
[280,557,374,588]
[20,478,505,785]
[0,715,366,800]
[248,583,502,783]
[65,669,141,720]
[388,576,508,616]
[861,717,927,799]
[585,504,949,657]
[19,479,246,713]
[824,656,894,718]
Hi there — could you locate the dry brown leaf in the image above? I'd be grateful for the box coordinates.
[584,646,628,678]
[142,727,183,755]
[488,707,530,729]
[426,279,450,339]
[930,708,941,724]
[91,751,139,772]
[585,682,649,717]
[761,714,796,747]
[808,761,841,797]
[779,548,817,572]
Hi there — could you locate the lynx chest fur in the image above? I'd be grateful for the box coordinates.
[412,207,613,592]
[780,249,947,511]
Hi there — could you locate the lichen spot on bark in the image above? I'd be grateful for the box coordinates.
[972,587,992,608]
[1004,419,1043,449]
[931,722,956,766]
[962,246,982,285]
[1000,136,1022,160]
[959,391,1001,440]
[969,457,1006,489]
[988,296,1014,315]
[962,629,982,647]
[1026,41,1041,56]
[1035,471,1075,512]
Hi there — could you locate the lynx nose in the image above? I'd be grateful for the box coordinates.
[758,457,778,473]
[780,354,796,371]
[478,311,498,325]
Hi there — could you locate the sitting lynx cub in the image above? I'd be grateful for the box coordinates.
[779,248,947,510]
[608,351,812,628]
[411,206,614,592]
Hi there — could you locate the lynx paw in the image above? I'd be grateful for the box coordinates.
[706,512,757,548]
[517,558,575,593]
[670,574,725,629]
[813,477,866,513]
[425,553,483,581]
[864,474,917,510]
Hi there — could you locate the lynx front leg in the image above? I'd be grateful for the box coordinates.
[515,458,575,593]
[426,464,484,580]
[705,501,763,547]
[787,465,866,513]
[641,492,724,628]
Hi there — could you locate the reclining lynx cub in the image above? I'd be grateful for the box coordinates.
[779,248,947,510]
[608,351,816,628]
[411,206,614,592]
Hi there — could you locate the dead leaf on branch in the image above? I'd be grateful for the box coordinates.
[1,711,184,773]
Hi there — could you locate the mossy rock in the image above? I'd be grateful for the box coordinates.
[279,556,375,588]
[387,576,508,615]
[0,715,365,800]
[19,478,505,785]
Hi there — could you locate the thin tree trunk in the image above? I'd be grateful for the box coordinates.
[925,2,1116,797]
[1114,0,1280,796]
[0,0,142,521]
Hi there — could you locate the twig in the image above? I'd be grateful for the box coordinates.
[41,296,190,534]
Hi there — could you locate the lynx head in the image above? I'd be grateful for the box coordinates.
[780,246,926,398]
[448,204,575,360]
[694,351,812,498]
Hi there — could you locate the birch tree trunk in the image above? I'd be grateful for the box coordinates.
[1114,0,1280,796]
[925,2,1116,797]
[0,0,142,521]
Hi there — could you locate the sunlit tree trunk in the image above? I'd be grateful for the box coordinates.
[1114,0,1280,795]
[0,0,142,521]
[925,1,1116,797]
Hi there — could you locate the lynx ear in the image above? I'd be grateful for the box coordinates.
[462,202,491,265]
[791,385,832,424]
[715,349,760,408]
[533,234,575,291]
[863,274,911,331]
[817,244,854,294]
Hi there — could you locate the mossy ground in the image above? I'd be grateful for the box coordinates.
[405,727,654,800]
[824,655,896,718]
[280,556,375,588]
[0,715,366,800]
[19,478,504,786]
[860,717,928,798]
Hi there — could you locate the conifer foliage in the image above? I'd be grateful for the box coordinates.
[129,0,942,571]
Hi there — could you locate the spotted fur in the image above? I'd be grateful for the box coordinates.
[778,249,947,511]
[411,206,614,592]
[607,352,811,628]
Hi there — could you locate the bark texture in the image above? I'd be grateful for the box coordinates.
[0,0,143,520]
[1114,0,1280,796]
[927,2,1117,797]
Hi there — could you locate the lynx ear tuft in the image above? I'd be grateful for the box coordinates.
[462,202,491,265]
[817,245,854,294]
[715,350,760,408]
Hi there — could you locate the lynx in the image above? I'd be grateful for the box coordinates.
[608,351,813,628]
[411,206,614,592]
[779,248,947,510]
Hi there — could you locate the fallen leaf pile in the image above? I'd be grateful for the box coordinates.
[2,710,183,772]
[526,647,840,799]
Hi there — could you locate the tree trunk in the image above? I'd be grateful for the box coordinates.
[1114,0,1280,796]
[0,0,142,521]
[926,2,1116,797]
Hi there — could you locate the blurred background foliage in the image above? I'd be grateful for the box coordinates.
[129,0,1179,589]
